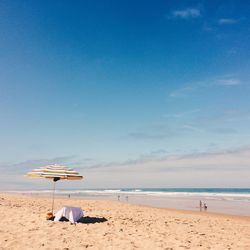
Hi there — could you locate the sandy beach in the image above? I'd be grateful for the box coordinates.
[0,193,250,250]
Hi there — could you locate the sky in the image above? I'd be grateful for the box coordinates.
[0,0,250,189]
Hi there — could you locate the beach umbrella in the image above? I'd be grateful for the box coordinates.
[26,165,83,213]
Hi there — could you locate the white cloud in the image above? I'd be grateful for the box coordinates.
[169,86,196,98]
[172,8,201,19]
[163,109,201,119]
[218,18,238,25]
[2,146,250,189]
[85,145,250,172]
[169,76,241,98]
[216,78,241,86]
[182,124,204,133]
[128,131,169,140]
[81,145,250,188]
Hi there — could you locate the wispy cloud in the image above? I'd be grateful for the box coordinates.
[194,109,250,128]
[169,76,241,98]
[128,131,170,140]
[216,78,241,86]
[171,8,201,19]
[211,128,237,134]
[3,146,250,189]
[129,106,242,142]
[182,124,204,133]
[164,109,201,119]
[85,145,250,173]
[218,18,238,25]
[223,109,250,121]
[202,18,238,34]
[182,122,238,135]
[169,86,196,98]
[0,155,90,174]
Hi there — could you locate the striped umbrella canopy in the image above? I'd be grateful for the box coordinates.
[26,165,83,180]
[26,165,83,213]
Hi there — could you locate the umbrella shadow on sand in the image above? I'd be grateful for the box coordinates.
[49,216,108,224]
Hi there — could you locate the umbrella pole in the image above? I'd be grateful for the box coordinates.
[52,181,56,214]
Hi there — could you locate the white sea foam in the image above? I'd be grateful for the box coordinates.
[7,189,250,201]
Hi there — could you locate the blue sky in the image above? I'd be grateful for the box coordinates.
[1,0,250,189]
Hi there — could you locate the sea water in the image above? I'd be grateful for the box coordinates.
[14,188,250,216]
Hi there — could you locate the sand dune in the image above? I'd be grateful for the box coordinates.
[0,193,250,249]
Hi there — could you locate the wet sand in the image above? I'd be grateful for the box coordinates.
[42,192,250,217]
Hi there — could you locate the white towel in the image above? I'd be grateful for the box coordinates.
[54,206,84,223]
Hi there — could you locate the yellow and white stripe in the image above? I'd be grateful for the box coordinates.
[26,165,83,180]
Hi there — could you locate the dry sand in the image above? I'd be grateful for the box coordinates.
[0,193,250,250]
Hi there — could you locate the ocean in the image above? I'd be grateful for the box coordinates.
[23,187,250,199]
[13,188,250,216]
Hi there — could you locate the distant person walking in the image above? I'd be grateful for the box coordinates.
[117,195,120,201]
[199,200,202,211]
[204,203,207,211]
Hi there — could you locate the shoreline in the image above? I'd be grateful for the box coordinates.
[6,190,250,217]
[4,191,250,219]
